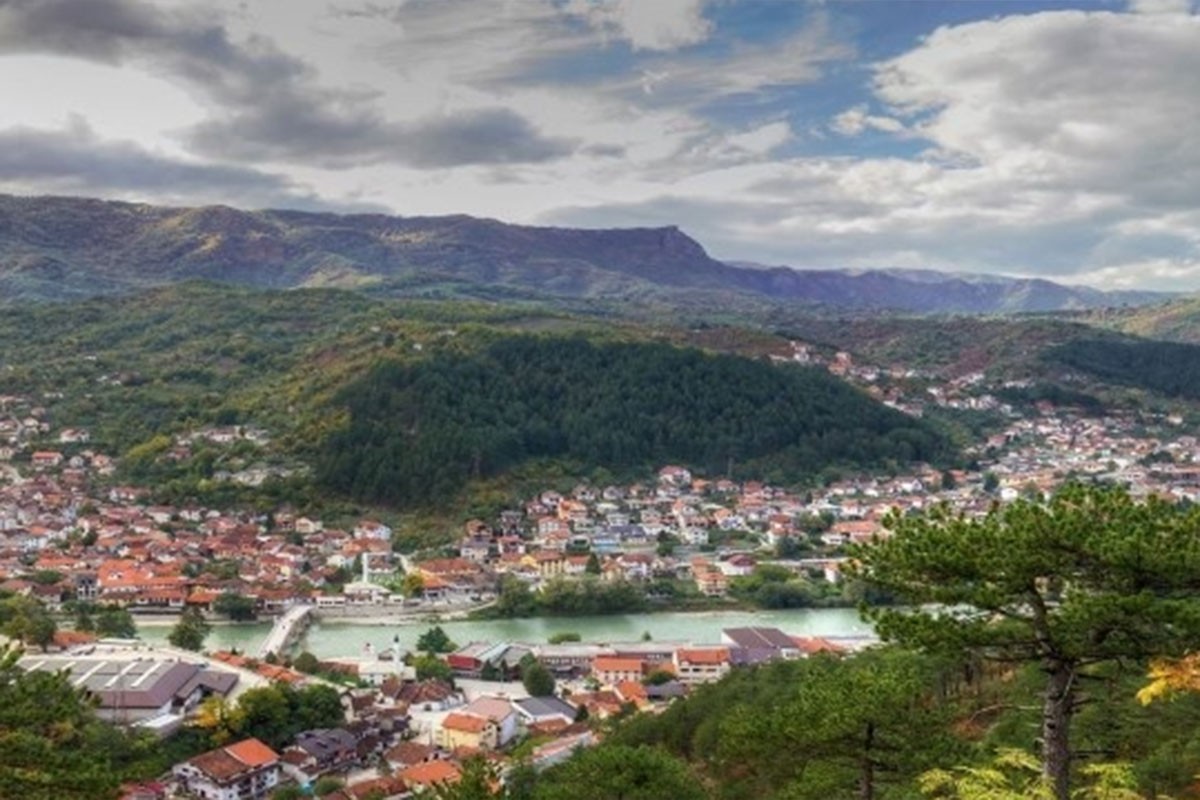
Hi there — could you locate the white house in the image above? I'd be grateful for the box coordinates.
[173,738,280,800]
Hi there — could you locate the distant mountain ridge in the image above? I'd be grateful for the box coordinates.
[0,193,1172,312]
[728,263,1170,313]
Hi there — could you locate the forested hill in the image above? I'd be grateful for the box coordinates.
[1048,338,1200,400]
[315,336,953,506]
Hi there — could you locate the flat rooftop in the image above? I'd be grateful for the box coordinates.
[20,656,236,709]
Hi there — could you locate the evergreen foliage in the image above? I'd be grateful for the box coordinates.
[853,484,1200,799]
[212,592,258,621]
[416,625,457,654]
[612,649,959,799]
[317,336,952,506]
[1049,338,1200,399]
[167,607,212,651]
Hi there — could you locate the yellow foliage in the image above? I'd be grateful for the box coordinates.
[1137,653,1200,705]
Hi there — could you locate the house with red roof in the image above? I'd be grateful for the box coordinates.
[673,647,732,686]
[592,656,645,686]
[399,759,460,791]
[173,738,280,800]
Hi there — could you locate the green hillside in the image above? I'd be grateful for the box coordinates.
[1047,337,1200,400]
[0,282,954,521]
[1085,296,1200,344]
[316,336,952,506]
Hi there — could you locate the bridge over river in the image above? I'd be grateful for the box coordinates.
[257,603,314,659]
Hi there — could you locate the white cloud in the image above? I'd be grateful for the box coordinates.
[830,105,904,136]
[565,0,713,51]
[1127,0,1194,15]
[727,121,793,154]
[637,13,853,101]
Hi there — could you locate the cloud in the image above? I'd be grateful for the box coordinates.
[565,0,713,51]
[1127,0,1194,14]
[0,118,379,211]
[831,105,904,137]
[186,101,576,169]
[551,13,854,108]
[873,11,1200,205]
[0,0,306,102]
[543,6,1200,291]
[726,121,793,154]
[328,2,409,26]
[547,9,1200,290]
[0,0,571,169]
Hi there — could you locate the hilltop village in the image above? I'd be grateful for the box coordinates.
[3,349,1200,799]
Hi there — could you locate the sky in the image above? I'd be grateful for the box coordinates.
[0,0,1197,290]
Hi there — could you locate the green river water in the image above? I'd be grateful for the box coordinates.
[139,607,873,659]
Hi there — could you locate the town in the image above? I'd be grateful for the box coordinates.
[2,344,1199,800]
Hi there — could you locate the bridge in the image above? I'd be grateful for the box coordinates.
[257,603,314,659]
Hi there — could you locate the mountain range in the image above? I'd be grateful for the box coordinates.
[0,194,1172,313]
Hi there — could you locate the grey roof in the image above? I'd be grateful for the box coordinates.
[728,647,781,667]
[722,627,797,650]
[294,728,357,760]
[645,681,688,700]
[178,669,239,699]
[514,696,577,721]
[20,657,216,710]
[499,644,534,668]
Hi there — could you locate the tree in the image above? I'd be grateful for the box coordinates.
[0,596,57,652]
[213,592,258,621]
[417,625,457,654]
[73,603,95,633]
[643,669,674,686]
[94,606,137,639]
[532,744,706,800]
[919,749,1144,800]
[585,553,601,575]
[402,573,425,598]
[431,755,496,800]
[522,659,556,698]
[413,653,454,683]
[493,576,538,618]
[852,485,1200,800]
[294,684,345,731]
[167,607,211,652]
[719,649,957,800]
[293,651,321,674]
[313,776,345,797]
[940,469,958,491]
[30,570,63,585]
[0,643,129,798]
[547,631,581,644]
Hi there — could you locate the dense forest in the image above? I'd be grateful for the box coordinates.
[316,336,953,507]
[1049,338,1200,400]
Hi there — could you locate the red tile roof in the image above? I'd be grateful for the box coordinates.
[400,760,461,787]
[224,737,279,768]
[442,712,489,733]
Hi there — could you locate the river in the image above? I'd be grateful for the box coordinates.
[138,607,874,659]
